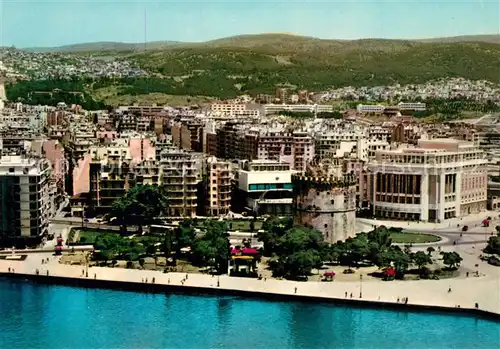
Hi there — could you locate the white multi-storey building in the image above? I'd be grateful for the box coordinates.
[236,160,295,215]
[0,155,53,240]
[367,139,487,222]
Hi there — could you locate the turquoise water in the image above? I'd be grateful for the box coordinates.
[0,279,499,349]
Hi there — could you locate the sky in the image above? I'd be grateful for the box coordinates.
[0,0,499,47]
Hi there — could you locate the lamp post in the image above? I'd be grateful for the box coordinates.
[359,274,363,298]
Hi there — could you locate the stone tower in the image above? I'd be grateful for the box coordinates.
[292,159,357,243]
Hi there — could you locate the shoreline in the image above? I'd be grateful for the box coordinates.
[1,271,499,322]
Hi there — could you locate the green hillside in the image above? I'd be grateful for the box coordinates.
[11,34,500,104]
[123,34,500,97]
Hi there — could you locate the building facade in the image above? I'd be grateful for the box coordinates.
[0,155,53,241]
[367,139,487,222]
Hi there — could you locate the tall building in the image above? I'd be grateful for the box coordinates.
[159,150,202,217]
[367,139,487,222]
[203,157,231,216]
[0,155,53,241]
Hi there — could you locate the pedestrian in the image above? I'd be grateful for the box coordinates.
[185,273,188,280]
[7,267,10,272]
[142,278,144,283]
[46,270,49,276]
[397,297,400,303]
[405,297,408,305]
[82,269,85,276]
[94,273,96,280]
[466,272,469,277]
[145,278,148,283]
[152,277,155,284]
[475,302,479,309]
[168,278,170,284]
[448,287,452,293]
[350,293,353,298]
[345,291,348,298]
[217,280,220,287]
[294,287,297,294]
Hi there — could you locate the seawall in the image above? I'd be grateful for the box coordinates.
[1,272,498,322]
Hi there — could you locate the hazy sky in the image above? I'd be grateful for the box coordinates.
[1,0,498,47]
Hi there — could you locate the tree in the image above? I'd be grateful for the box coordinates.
[111,184,168,228]
[485,236,500,255]
[267,226,325,279]
[426,246,436,256]
[413,251,432,272]
[191,221,230,274]
[257,217,293,256]
[440,251,463,269]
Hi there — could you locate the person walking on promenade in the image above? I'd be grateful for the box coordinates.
[94,273,96,280]
[145,278,148,283]
[168,278,170,284]
[350,293,353,298]
[152,277,155,284]
[294,287,297,294]
[345,291,347,298]
[8,267,10,272]
[448,286,452,293]
[397,297,400,303]
[185,274,188,280]
[46,270,49,276]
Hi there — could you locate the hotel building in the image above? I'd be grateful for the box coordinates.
[367,139,487,222]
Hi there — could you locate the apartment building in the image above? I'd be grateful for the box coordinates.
[171,121,204,152]
[264,104,334,115]
[0,154,53,240]
[158,149,202,217]
[203,157,231,216]
[315,128,366,159]
[211,103,246,114]
[235,160,295,216]
[89,143,133,213]
[257,129,314,172]
[367,139,487,222]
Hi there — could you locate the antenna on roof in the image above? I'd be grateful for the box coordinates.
[144,8,147,52]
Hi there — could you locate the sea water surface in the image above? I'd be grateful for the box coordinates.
[0,279,499,349]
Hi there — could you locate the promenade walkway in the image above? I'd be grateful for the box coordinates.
[1,258,499,318]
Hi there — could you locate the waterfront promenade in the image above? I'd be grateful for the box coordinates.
[1,258,499,319]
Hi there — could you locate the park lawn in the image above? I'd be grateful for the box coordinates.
[77,229,119,244]
[390,232,441,244]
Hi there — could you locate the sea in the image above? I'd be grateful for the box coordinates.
[0,278,498,349]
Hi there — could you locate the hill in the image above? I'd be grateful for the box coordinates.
[115,34,500,98]
[22,40,183,53]
[417,35,500,44]
[13,33,500,104]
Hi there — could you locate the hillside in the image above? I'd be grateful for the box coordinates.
[13,33,500,104]
[22,40,183,53]
[417,35,500,44]
[117,34,500,97]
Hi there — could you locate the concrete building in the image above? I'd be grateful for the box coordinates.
[257,129,314,172]
[264,104,334,115]
[367,139,487,222]
[203,157,231,216]
[159,150,202,217]
[235,160,295,216]
[0,154,53,241]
